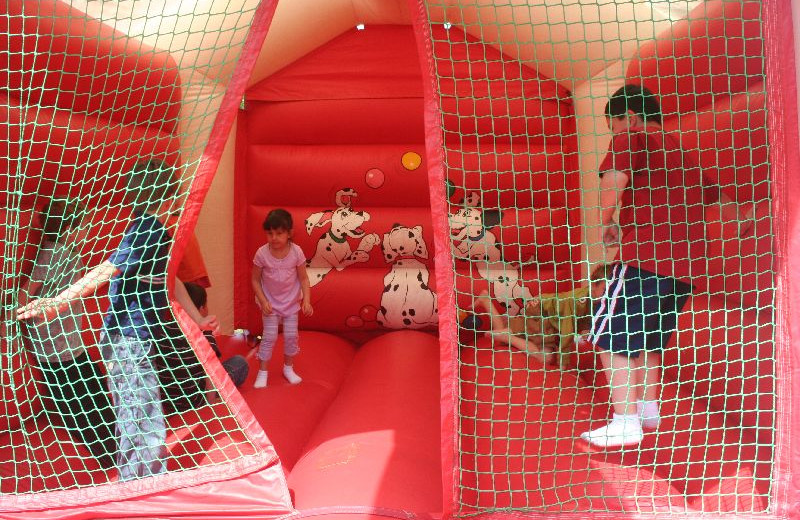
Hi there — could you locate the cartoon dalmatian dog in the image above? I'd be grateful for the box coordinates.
[478,261,534,316]
[377,224,438,329]
[305,188,380,287]
[447,191,535,316]
[448,192,502,262]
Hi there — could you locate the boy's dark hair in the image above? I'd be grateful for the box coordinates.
[40,199,84,242]
[125,159,179,210]
[262,208,293,231]
[183,282,207,309]
[605,84,662,125]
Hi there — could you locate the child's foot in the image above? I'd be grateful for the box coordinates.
[637,400,661,429]
[283,365,302,385]
[580,415,643,448]
[254,370,268,388]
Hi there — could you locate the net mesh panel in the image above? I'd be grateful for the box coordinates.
[2,1,261,493]
[421,0,775,516]
[0,0,779,513]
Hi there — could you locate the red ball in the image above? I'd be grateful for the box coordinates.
[360,304,378,322]
[346,315,365,328]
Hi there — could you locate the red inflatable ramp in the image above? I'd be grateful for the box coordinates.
[287,331,442,517]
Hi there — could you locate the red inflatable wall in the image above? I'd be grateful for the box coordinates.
[234,21,575,519]
[233,24,446,519]
[236,26,434,338]
[236,25,577,336]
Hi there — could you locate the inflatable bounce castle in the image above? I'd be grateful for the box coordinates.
[1,0,798,518]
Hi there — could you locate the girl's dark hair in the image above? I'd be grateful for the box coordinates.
[263,208,293,231]
[40,199,84,241]
[605,84,662,125]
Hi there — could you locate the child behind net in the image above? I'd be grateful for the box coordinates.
[471,264,612,366]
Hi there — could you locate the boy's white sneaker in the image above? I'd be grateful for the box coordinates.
[283,365,302,385]
[254,370,268,388]
[580,416,643,448]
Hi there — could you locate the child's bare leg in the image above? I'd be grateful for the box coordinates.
[599,350,637,416]
[579,350,643,448]
[635,351,661,429]
[640,351,661,401]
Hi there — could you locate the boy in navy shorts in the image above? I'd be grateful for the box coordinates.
[580,84,712,448]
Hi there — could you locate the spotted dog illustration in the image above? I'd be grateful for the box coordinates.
[377,224,438,329]
[479,261,534,316]
[448,193,502,262]
[305,188,380,287]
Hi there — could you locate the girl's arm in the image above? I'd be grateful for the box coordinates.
[251,265,272,315]
[296,263,313,316]
[598,169,629,245]
[16,260,118,321]
[175,279,219,332]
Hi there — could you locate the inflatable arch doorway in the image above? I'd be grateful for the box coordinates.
[1,0,799,518]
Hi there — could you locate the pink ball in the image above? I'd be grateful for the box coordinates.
[365,168,385,189]
[360,304,378,322]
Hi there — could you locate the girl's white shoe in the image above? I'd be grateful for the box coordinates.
[254,370,268,388]
[283,365,302,385]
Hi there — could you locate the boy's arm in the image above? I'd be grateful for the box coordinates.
[598,169,629,245]
[175,279,219,332]
[16,260,118,320]
[251,265,271,315]
[296,263,313,316]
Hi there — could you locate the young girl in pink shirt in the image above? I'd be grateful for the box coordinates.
[251,209,313,388]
